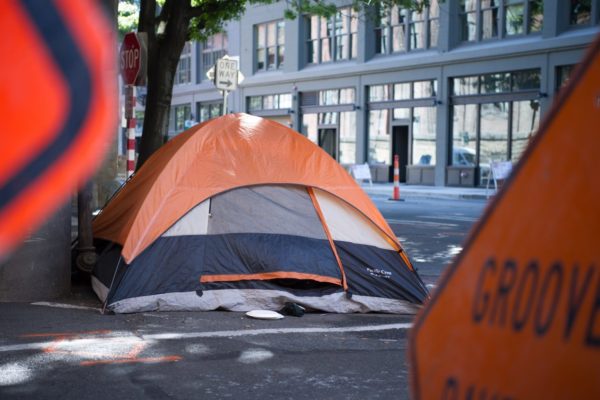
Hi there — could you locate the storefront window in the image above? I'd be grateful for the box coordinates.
[556,65,576,92]
[198,102,222,123]
[480,73,511,94]
[412,107,437,165]
[368,110,390,164]
[454,76,479,95]
[480,102,509,164]
[452,104,478,166]
[302,114,318,143]
[451,69,541,182]
[319,112,338,125]
[339,112,356,164]
[511,100,539,161]
[368,80,437,167]
[394,83,411,100]
[369,85,389,102]
[318,88,354,105]
[393,108,411,120]
[413,80,437,98]
[512,69,540,90]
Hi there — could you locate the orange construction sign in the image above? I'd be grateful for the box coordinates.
[410,37,600,399]
[0,0,116,258]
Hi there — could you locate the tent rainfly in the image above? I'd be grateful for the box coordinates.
[92,113,429,313]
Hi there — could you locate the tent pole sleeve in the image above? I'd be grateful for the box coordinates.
[307,187,348,291]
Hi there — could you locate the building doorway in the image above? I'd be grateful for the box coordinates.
[318,128,338,160]
[389,125,409,182]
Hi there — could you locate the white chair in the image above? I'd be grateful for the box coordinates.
[486,160,513,198]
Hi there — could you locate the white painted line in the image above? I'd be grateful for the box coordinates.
[0,323,413,354]
[144,323,413,341]
[0,342,53,353]
[387,219,458,228]
[31,302,101,312]
[421,215,477,222]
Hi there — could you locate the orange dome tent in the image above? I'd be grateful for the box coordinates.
[92,113,428,313]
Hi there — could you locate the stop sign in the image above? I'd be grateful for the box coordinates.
[120,32,141,85]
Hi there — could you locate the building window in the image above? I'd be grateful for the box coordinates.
[301,111,356,164]
[197,102,222,123]
[368,80,437,102]
[256,20,285,72]
[451,69,541,183]
[201,33,228,81]
[570,0,592,25]
[556,65,576,92]
[169,104,192,138]
[247,93,292,112]
[307,7,358,64]
[460,0,543,42]
[301,88,357,163]
[367,80,438,166]
[175,42,192,85]
[505,0,544,35]
[375,1,439,54]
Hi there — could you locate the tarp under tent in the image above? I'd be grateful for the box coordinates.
[92,113,429,314]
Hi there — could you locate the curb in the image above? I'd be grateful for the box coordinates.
[361,187,489,201]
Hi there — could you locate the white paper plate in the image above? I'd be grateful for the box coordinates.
[245,310,284,320]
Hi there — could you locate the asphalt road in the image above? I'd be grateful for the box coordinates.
[0,196,486,400]
[372,196,488,286]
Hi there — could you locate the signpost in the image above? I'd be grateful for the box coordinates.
[410,37,600,400]
[119,32,146,177]
[212,56,241,115]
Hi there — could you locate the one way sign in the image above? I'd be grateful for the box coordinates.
[215,57,238,91]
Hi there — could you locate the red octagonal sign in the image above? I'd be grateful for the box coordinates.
[120,32,141,85]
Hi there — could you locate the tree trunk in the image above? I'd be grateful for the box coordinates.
[136,2,190,168]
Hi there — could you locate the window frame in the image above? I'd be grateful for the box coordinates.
[375,1,439,54]
[255,20,285,72]
[450,69,542,175]
[175,42,192,85]
[200,33,228,82]
[568,0,600,27]
[306,7,358,64]
[459,0,544,44]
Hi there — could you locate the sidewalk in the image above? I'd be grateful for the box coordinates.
[360,182,490,200]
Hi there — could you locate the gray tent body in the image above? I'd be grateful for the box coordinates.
[93,185,428,313]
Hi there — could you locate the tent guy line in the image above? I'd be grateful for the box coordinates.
[0,323,413,354]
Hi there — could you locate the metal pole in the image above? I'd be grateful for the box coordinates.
[223,90,229,115]
[126,86,136,176]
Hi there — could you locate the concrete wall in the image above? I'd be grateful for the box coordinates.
[0,205,71,302]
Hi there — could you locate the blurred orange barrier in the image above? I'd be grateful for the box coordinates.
[410,35,600,400]
[0,0,116,258]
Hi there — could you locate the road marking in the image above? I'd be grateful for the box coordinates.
[31,302,101,312]
[0,323,413,354]
[387,219,458,228]
[420,215,477,223]
[143,323,414,341]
